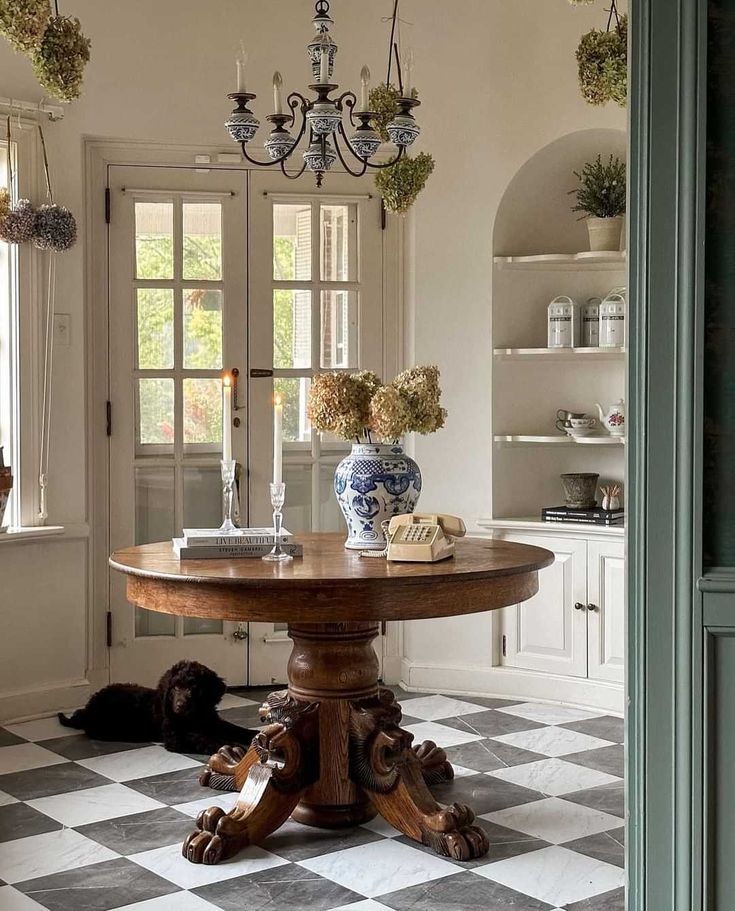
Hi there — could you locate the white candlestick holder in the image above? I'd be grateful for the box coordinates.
[218,460,239,534]
[263,481,291,562]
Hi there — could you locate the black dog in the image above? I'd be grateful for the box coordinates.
[58,660,257,755]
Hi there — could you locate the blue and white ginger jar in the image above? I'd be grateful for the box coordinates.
[334,443,422,550]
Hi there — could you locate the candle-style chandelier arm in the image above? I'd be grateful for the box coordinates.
[335,90,358,128]
[332,125,369,178]
[236,93,311,168]
[280,155,310,180]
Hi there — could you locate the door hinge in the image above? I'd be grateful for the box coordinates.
[106,611,113,648]
[104,187,111,224]
[502,635,507,657]
[106,400,112,436]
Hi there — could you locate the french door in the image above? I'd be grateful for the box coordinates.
[107,164,389,687]
[108,166,249,685]
[247,171,385,684]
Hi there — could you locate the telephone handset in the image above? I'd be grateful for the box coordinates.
[385,513,466,563]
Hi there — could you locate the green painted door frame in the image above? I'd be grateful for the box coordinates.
[628,0,706,908]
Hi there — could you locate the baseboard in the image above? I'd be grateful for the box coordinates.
[0,668,108,723]
[381,654,402,685]
[399,659,624,715]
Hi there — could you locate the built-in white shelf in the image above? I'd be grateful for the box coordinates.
[494,434,625,447]
[493,346,625,359]
[493,252,627,271]
[478,516,625,537]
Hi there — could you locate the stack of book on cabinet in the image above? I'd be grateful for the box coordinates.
[541,506,625,527]
[173,528,303,559]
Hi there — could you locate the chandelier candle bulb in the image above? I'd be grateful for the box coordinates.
[222,376,233,462]
[319,49,329,83]
[404,49,415,96]
[236,50,247,93]
[273,72,284,115]
[273,394,283,485]
[360,65,370,111]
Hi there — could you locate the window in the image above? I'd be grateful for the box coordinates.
[0,138,20,527]
[0,123,43,530]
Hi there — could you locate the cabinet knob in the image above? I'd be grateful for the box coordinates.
[574,602,586,611]
[587,603,599,612]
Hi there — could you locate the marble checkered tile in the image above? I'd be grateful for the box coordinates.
[0,689,625,911]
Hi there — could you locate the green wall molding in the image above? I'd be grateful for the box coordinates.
[628,0,706,909]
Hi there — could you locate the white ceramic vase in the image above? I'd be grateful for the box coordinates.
[586,216,624,252]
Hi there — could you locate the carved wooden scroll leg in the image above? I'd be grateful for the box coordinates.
[350,704,488,861]
[376,688,455,786]
[199,744,250,792]
[183,705,319,865]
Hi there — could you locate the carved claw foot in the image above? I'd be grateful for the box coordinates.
[413,740,455,787]
[351,701,489,861]
[182,828,225,865]
[421,801,489,860]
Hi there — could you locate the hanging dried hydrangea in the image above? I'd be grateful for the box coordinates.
[33,203,77,251]
[0,188,10,220]
[368,83,419,143]
[568,0,595,5]
[0,199,36,244]
[374,152,435,215]
[576,14,627,107]
[0,0,50,53]
[32,15,91,101]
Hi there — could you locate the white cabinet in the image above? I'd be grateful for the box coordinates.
[498,531,624,686]
[586,540,625,682]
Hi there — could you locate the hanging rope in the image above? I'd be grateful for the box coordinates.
[605,0,620,32]
[38,253,55,523]
[5,116,12,200]
[38,124,53,203]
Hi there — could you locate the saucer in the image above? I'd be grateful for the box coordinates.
[566,427,596,438]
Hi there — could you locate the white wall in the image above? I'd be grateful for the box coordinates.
[0,0,625,715]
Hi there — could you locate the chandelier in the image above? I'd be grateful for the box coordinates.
[224,0,421,187]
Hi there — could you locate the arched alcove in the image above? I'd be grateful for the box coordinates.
[494,129,628,257]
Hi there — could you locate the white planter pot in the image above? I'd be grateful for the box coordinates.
[586,216,624,252]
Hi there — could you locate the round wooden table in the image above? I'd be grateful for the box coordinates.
[110,533,553,866]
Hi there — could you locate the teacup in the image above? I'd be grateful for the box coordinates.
[556,410,587,433]
[569,417,597,431]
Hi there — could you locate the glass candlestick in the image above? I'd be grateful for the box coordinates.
[263,481,292,562]
[218,460,239,534]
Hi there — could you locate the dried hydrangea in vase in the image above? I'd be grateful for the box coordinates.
[308,366,447,550]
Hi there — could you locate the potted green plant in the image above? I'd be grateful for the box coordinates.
[570,154,626,252]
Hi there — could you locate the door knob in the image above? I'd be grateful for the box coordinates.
[587,603,599,612]
[574,602,586,611]
[232,626,248,641]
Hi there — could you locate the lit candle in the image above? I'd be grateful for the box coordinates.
[319,48,329,84]
[273,393,283,484]
[360,65,370,111]
[222,375,233,462]
[404,48,415,97]
[273,71,283,115]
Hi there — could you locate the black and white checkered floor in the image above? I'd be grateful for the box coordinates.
[0,688,625,911]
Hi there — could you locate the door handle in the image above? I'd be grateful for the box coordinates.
[587,603,599,612]
[232,625,249,641]
[574,602,586,611]
[250,368,274,378]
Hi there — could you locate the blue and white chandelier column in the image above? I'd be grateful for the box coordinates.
[225,0,421,187]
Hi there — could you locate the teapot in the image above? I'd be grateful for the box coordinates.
[595,399,625,437]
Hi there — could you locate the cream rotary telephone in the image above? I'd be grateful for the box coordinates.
[383,513,466,562]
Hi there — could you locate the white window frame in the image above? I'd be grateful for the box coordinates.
[0,119,45,531]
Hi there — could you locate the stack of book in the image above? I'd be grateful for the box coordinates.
[541,506,625,527]
[173,527,303,560]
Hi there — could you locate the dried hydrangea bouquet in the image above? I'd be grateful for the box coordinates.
[308,366,447,549]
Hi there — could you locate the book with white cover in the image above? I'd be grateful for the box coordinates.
[182,527,293,546]
[173,538,303,560]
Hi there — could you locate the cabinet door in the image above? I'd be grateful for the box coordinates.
[587,540,625,683]
[499,534,588,677]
